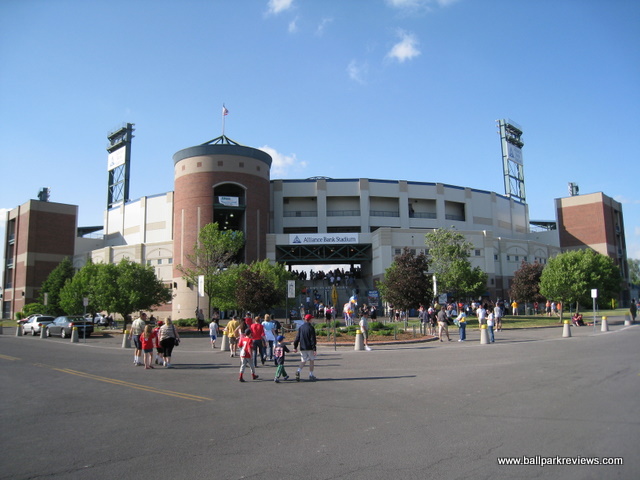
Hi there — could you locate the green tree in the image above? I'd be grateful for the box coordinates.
[59,260,101,315]
[38,257,74,316]
[22,303,47,317]
[540,249,621,315]
[177,222,244,311]
[234,260,295,313]
[376,247,431,313]
[425,228,487,300]
[629,258,640,286]
[96,259,172,331]
[509,261,546,306]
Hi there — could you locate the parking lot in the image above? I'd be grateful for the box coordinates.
[1,320,638,479]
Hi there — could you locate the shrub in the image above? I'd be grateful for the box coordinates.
[175,318,197,327]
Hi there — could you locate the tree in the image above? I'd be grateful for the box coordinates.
[177,222,244,311]
[95,259,172,330]
[38,257,74,316]
[376,248,431,313]
[629,258,640,286]
[425,228,487,300]
[234,260,295,314]
[540,249,621,315]
[59,260,101,315]
[509,261,545,306]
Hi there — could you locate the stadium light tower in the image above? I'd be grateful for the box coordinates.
[497,119,526,203]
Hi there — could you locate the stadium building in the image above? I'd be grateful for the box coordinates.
[2,124,630,320]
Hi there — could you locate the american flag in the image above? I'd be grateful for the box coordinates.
[222,105,229,116]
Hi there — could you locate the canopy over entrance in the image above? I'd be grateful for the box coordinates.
[276,243,371,264]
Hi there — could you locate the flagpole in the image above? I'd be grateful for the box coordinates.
[222,104,226,137]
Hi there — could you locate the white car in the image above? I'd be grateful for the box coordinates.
[22,315,56,336]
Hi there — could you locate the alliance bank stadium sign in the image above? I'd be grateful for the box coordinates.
[289,233,359,245]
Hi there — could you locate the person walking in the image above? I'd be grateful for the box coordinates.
[224,316,240,358]
[129,312,147,366]
[237,329,259,382]
[196,308,205,334]
[209,317,219,349]
[262,314,277,361]
[250,315,266,368]
[293,314,317,381]
[630,299,637,323]
[273,335,290,383]
[152,321,164,365]
[159,318,180,368]
[140,325,157,369]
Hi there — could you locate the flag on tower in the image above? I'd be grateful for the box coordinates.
[222,105,229,116]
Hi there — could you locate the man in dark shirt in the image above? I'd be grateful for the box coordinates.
[293,314,317,382]
[437,307,451,342]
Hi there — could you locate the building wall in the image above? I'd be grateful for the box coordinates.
[556,192,629,304]
[2,200,77,318]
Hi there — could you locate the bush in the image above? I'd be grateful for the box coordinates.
[23,303,46,317]
[369,321,392,331]
[175,318,197,327]
[15,311,25,320]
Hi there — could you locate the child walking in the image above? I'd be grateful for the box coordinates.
[140,325,157,370]
[209,318,219,349]
[237,328,259,382]
[273,335,290,383]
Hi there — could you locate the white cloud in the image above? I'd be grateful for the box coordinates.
[613,195,640,205]
[347,60,368,84]
[266,0,295,15]
[316,17,333,36]
[259,146,308,177]
[288,16,299,33]
[386,30,421,63]
[385,0,459,10]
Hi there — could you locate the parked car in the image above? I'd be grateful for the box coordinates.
[22,315,56,336]
[46,316,94,338]
[18,314,44,326]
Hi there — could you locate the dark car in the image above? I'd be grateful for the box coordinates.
[46,316,94,338]
[22,315,56,336]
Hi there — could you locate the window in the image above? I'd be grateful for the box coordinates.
[475,249,481,256]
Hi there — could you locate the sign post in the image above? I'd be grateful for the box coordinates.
[591,289,598,333]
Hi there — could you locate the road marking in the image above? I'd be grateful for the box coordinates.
[30,363,213,402]
[0,354,20,361]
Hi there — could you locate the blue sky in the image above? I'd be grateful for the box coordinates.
[1,0,639,273]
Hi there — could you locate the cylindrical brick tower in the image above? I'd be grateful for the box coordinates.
[171,138,272,319]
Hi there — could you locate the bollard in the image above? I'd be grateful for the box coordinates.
[480,324,489,344]
[562,320,572,338]
[354,329,364,350]
[40,325,47,339]
[221,332,230,352]
[71,327,79,343]
[122,330,131,348]
[0,323,3,335]
[624,314,632,326]
[16,323,23,337]
[601,316,609,332]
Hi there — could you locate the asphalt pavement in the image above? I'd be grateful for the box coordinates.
[0,318,638,480]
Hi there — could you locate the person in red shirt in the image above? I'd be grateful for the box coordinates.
[249,315,266,368]
[140,325,157,370]
[237,329,259,382]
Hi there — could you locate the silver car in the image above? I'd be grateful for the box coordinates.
[22,315,56,336]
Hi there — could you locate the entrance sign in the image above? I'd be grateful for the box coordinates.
[289,233,359,245]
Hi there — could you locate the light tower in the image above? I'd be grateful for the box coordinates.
[497,119,526,203]
[106,123,134,208]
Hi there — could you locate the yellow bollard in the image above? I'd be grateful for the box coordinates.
[354,329,364,350]
[480,324,489,344]
[71,326,79,343]
[122,329,131,348]
[601,316,609,332]
[562,320,572,338]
